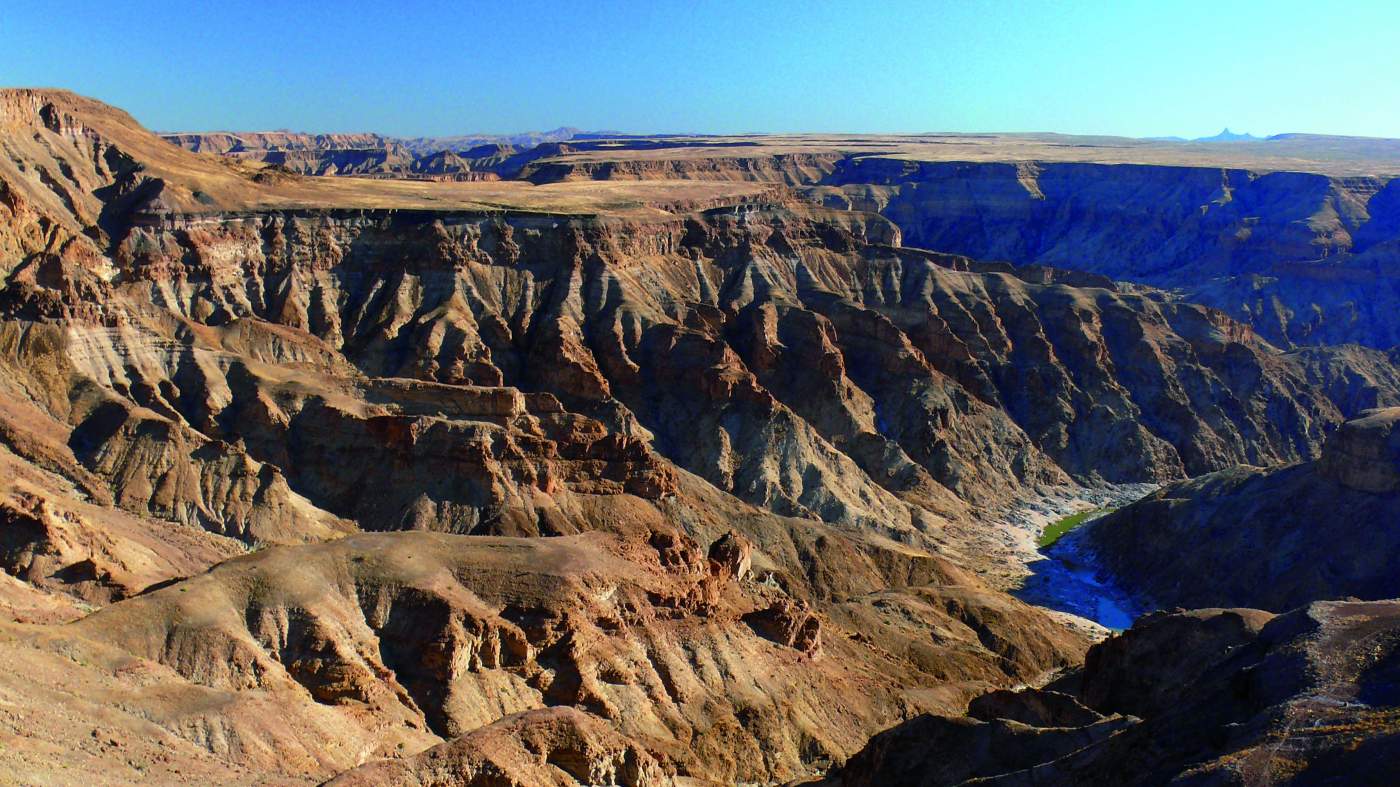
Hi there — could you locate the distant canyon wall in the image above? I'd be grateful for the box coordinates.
[509,151,1400,349]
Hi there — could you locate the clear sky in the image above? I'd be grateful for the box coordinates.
[3,0,1397,138]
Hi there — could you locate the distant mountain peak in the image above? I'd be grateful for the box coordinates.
[1195,127,1260,142]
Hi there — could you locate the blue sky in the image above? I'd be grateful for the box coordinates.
[3,0,1397,138]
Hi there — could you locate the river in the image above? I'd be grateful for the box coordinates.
[1000,484,1156,633]
[1015,513,1140,630]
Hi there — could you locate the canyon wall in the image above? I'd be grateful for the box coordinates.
[5,89,1396,549]
[814,158,1400,348]
[5,90,1400,783]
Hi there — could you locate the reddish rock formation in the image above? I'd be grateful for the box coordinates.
[744,598,824,658]
[707,529,753,581]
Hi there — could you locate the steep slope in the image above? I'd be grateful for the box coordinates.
[1084,407,1400,612]
[0,616,320,785]
[815,157,1400,348]
[823,601,1400,786]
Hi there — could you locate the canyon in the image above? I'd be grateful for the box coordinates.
[2,88,1400,784]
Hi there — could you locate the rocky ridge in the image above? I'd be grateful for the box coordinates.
[5,522,1088,783]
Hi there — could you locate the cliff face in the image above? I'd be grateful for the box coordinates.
[820,158,1387,280]
[520,151,845,186]
[160,130,485,180]
[1319,406,1400,491]
[161,130,399,155]
[161,121,1400,348]
[160,130,842,185]
[813,157,1400,348]
[1086,407,1400,612]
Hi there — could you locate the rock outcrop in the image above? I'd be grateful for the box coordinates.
[706,529,753,580]
[823,602,1400,786]
[1318,406,1400,492]
[325,707,673,787]
[1086,407,1400,612]
[743,597,824,658]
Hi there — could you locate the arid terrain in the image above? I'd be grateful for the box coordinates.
[2,88,1400,785]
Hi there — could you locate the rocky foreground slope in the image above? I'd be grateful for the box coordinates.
[1085,407,1400,612]
[2,89,1400,783]
[820,601,1400,786]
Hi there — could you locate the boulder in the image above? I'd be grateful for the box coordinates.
[707,530,753,581]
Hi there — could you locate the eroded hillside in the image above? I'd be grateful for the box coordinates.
[3,89,1400,784]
